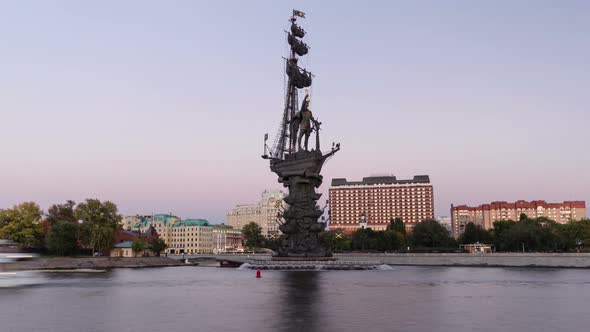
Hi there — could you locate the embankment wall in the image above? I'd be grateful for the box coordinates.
[335,253,590,268]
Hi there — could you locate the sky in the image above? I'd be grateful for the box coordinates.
[1,1,589,222]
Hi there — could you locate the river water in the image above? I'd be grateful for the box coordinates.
[1,266,589,332]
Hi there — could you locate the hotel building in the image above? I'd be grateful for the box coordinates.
[451,200,587,238]
[226,190,286,238]
[328,175,435,232]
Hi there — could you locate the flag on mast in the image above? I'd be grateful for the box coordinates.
[293,10,306,18]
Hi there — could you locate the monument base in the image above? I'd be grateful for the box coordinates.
[271,256,338,262]
[240,259,387,271]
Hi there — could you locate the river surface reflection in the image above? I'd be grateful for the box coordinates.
[1,266,589,332]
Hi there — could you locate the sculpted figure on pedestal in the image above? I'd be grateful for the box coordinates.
[297,93,315,151]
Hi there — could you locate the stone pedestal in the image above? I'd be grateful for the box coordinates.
[270,150,332,257]
[271,256,338,262]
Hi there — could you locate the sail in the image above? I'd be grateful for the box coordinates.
[288,33,309,56]
[291,23,305,38]
[286,60,312,89]
[294,70,312,88]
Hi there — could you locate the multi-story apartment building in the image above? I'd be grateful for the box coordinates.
[212,224,244,253]
[168,219,213,254]
[451,200,587,238]
[226,190,285,237]
[329,175,435,233]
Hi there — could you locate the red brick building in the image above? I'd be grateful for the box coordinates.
[451,200,587,238]
[328,175,434,233]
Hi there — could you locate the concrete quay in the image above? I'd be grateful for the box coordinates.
[177,254,384,270]
[335,253,590,268]
[240,259,386,271]
[198,253,590,269]
[14,257,186,270]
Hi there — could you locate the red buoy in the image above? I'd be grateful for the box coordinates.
[256,269,261,278]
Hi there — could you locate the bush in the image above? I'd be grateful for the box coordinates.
[46,221,79,256]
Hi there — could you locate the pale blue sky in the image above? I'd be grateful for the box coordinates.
[1,1,588,222]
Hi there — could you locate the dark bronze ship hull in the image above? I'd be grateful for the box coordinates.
[270,149,337,257]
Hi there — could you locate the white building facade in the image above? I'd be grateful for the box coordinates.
[226,190,286,238]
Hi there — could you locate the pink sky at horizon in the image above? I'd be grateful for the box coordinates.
[1,1,588,222]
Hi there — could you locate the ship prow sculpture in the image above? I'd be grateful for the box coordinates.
[262,10,340,258]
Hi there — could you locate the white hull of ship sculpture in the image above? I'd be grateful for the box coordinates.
[263,10,339,258]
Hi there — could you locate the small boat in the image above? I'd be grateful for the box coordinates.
[0,240,45,288]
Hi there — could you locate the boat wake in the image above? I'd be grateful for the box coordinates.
[238,263,254,270]
[0,271,46,288]
[375,264,395,271]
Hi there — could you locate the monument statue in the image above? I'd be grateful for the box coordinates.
[296,92,315,151]
[262,10,340,258]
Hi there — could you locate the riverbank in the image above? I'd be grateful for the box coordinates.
[14,257,187,270]
[334,253,590,268]
[202,253,590,269]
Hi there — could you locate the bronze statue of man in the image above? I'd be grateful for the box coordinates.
[297,93,314,151]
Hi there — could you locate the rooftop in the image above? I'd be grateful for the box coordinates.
[173,219,210,227]
[114,241,152,249]
[453,200,586,210]
[134,213,179,228]
[331,175,430,187]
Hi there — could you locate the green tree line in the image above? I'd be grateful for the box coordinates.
[462,215,590,252]
[0,199,123,256]
[322,218,459,253]
[241,216,590,253]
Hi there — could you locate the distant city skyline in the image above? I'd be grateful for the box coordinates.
[1,1,588,222]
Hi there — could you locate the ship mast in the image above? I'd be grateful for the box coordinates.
[268,9,312,160]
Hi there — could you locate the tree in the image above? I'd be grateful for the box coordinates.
[46,221,79,256]
[91,226,117,254]
[75,199,121,227]
[320,230,351,252]
[132,238,147,257]
[387,217,406,235]
[382,230,405,251]
[149,238,168,257]
[492,220,516,251]
[263,235,284,253]
[46,200,77,225]
[507,219,539,252]
[493,217,564,252]
[349,227,408,252]
[78,221,92,249]
[459,222,492,245]
[410,219,454,248]
[351,227,375,251]
[242,222,264,251]
[537,220,563,252]
[559,219,590,251]
[75,199,122,254]
[0,202,44,248]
